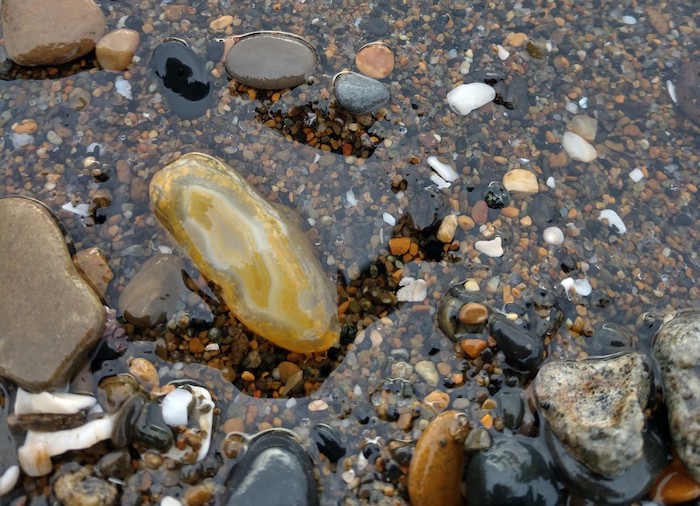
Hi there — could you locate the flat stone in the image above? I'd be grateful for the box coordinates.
[534,353,650,476]
[118,253,187,327]
[676,60,700,128]
[561,131,597,162]
[571,115,598,142]
[73,247,113,301]
[653,310,700,481]
[2,0,106,66]
[333,71,390,114]
[96,28,140,71]
[0,197,105,391]
[502,169,539,195]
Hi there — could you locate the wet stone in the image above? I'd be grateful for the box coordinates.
[535,353,650,476]
[311,423,346,464]
[355,42,394,79]
[494,387,525,431]
[464,436,561,506]
[0,383,18,495]
[118,253,188,328]
[2,0,106,66]
[333,71,390,114]
[483,181,511,209]
[97,374,139,413]
[0,197,105,391]
[96,28,140,71]
[53,465,118,506]
[112,393,146,448]
[489,314,545,373]
[96,449,132,480]
[653,310,700,481]
[676,59,700,128]
[135,401,173,452]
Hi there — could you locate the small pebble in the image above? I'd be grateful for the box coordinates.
[427,156,458,182]
[446,83,496,115]
[502,169,539,194]
[474,237,504,258]
[415,360,440,386]
[437,215,458,243]
[561,131,597,162]
[598,209,627,234]
[543,226,564,245]
[629,168,644,182]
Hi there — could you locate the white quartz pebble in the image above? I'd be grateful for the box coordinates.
[629,168,644,182]
[427,156,458,182]
[496,45,510,60]
[161,387,193,427]
[0,466,19,497]
[474,237,504,257]
[561,131,597,162]
[15,388,96,416]
[396,277,428,302]
[560,277,592,296]
[543,226,565,246]
[446,83,496,115]
[161,498,184,506]
[598,209,627,234]
[382,212,396,226]
[502,168,539,194]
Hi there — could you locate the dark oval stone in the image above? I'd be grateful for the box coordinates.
[333,71,390,114]
[483,181,511,209]
[112,393,146,448]
[311,423,346,464]
[225,33,317,90]
[225,429,319,506]
[464,435,561,506]
[489,313,545,372]
[152,40,212,120]
[494,387,525,430]
[135,401,173,452]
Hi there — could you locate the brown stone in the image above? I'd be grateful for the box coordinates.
[96,29,140,71]
[471,200,488,225]
[2,0,106,66]
[458,302,489,326]
[388,237,411,256]
[460,338,487,359]
[0,197,105,391]
[277,361,302,383]
[424,390,450,413]
[73,247,113,301]
[355,42,395,79]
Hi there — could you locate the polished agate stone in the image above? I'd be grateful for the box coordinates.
[149,152,339,353]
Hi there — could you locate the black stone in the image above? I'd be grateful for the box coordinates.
[135,400,173,452]
[489,313,545,372]
[312,423,346,464]
[112,393,145,448]
[494,387,525,430]
[483,181,511,209]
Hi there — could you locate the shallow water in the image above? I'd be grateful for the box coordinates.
[0,0,699,504]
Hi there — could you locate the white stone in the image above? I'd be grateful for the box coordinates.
[629,168,644,182]
[415,360,439,386]
[561,131,597,162]
[14,388,96,415]
[543,226,565,246]
[19,414,116,477]
[397,277,428,302]
[382,212,396,226]
[0,466,19,497]
[571,115,598,142]
[61,202,90,217]
[446,83,496,116]
[546,176,556,188]
[345,189,357,207]
[560,277,592,296]
[115,77,132,99]
[308,399,329,411]
[474,237,504,257]
[161,387,193,427]
[430,173,451,189]
[10,133,34,148]
[598,209,627,234]
[427,156,458,182]
[204,342,219,352]
[622,15,637,24]
[163,386,214,463]
[496,45,510,60]
[161,498,184,506]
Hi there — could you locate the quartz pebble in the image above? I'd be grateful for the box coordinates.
[446,83,496,115]
[561,131,597,162]
[571,115,598,141]
[502,169,539,194]
[629,168,644,182]
[598,209,627,234]
[427,156,458,182]
[535,353,650,476]
[0,466,19,497]
[96,28,140,71]
[542,226,564,246]
[149,153,339,353]
[1,0,106,66]
[474,237,504,257]
[415,360,439,386]
[437,214,458,243]
[333,71,390,114]
[396,277,428,302]
[161,388,193,427]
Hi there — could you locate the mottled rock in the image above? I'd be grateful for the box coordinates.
[483,181,511,209]
[408,411,469,506]
[2,0,106,66]
[653,310,700,481]
[53,465,117,506]
[96,29,140,71]
[465,436,561,506]
[0,197,105,391]
[571,114,598,142]
[118,253,187,327]
[333,71,390,114]
[149,153,339,353]
[225,32,317,90]
[534,353,650,476]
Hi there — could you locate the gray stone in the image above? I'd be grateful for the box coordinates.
[652,310,700,481]
[2,0,106,66]
[0,197,105,392]
[333,71,390,114]
[534,353,650,476]
[676,60,700,128]
[53,465,117,506]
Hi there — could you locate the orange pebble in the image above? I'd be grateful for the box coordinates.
[651,458,700,505]
[460,338,487,358]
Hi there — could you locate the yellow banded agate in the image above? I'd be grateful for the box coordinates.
[149,152,339,353]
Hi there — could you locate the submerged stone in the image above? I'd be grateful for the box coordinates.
[0,197,105,391]
[149,152,339,353]
[225,32,317,90]
[333,71,390,114]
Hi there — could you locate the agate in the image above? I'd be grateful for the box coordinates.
[149,152,339,353]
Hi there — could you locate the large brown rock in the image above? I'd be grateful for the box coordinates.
[2,0,106,66]
[0,197,105,391]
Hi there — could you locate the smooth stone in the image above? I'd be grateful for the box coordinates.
[73,247,113,302]
[1,0,106,66]
[135,401,173,452]
[111,393,146,448]
[653,310,700,481]
[0,197,105,391]
[474,237,504,258]
[333,71,390,114]
[446,83,496,115]
[404,186,449,231]
[598,208,627,234]
[458,302,489,327]
[311,423,346,464]
[96,449,132,480]
[494,387,525,431]
[464,436,561,506]
[118,253,187,327]
[483,181,511,209]
[676,60,700,127]
[542,226,564,246]
[0,384,18,498]
[97,374,139,413]
[415,360,439,387]
[225,33,317,90]
[571,114,598,141]
[408,411,470,506]
[490,314,545,372]
[149,153,339,353]
[96,28,140,71]
[355,41,394,79]
[427,156,458,182]
[161,387,193,427]
[436,214,458,243]
[534,353,650,476]
[53,465,117,506]
[502,168,539,194]
[225,429,319,506]
[561,131,597,162]
[152,40,211,120]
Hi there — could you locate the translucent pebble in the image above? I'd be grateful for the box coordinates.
[115,77,132,99]
[561,132,597,162]
[149,153,339,353]
[543,226,564,246]
[598,209,627,234]
[161,388,193,427]
[629,168,644,182]
[446,83,496,115]
[427,156,458,182]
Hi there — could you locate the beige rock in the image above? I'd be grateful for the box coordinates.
[73,247,113,301]
[502,169,539,195]
[0,197,105,391]
[96,29,139,71]
[2,0,106,66]
[436,214,458,243]
[571,115,598,142]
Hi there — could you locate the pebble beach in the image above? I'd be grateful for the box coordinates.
[0,0,699,504]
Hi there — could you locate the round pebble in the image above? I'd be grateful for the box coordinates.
[355,41,394,79]
[543,226,564,246]
[446,83,496,115]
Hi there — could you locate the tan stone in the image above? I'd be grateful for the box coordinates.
[458,302,489,326]
[96,29,140,71]
[2,0,106,66]
[277,361,302,383]
[73,247,113,301]
[436,214,458,243]
[209,15,234,31]
[502,169,539,195]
